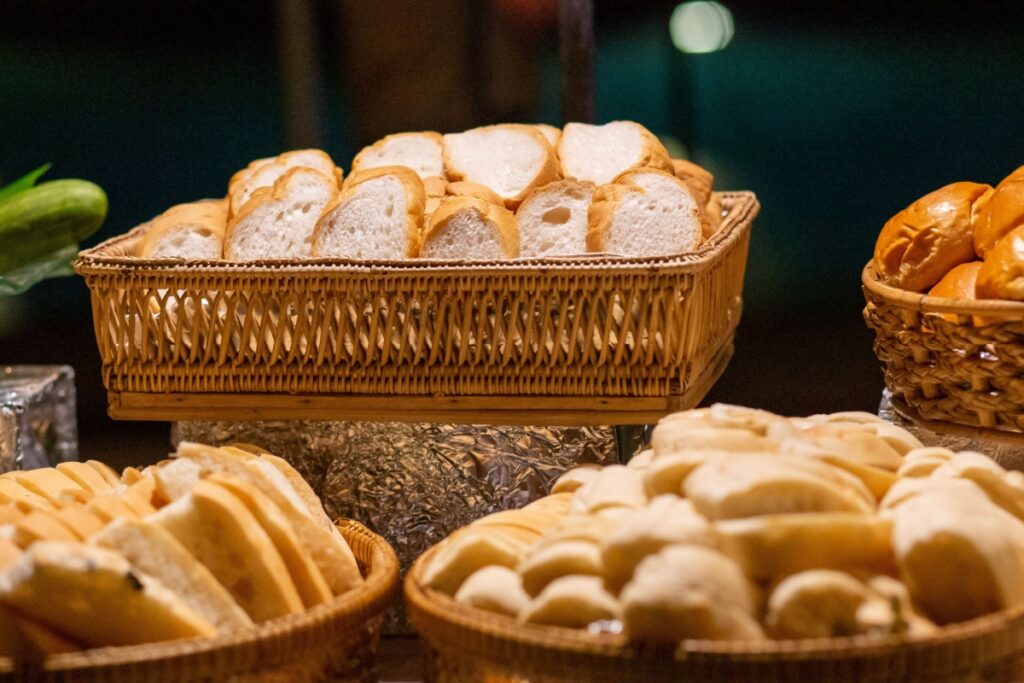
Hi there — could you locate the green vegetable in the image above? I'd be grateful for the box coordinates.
[0,163,52,203]
[0,178,108,275]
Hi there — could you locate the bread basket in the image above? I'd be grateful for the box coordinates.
[0,519,398,683]
[73,192,757,424]
[863,260,1024,436]
[405,542,1024,683]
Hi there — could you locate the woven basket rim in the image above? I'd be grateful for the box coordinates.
[75,192,759,277]
[405,542,1024,661]
[862,261,1024,316]
[1,518,398,672]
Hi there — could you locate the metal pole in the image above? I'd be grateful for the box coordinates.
[558,0,595,124]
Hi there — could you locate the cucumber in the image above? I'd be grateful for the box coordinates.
[0,179,108,274]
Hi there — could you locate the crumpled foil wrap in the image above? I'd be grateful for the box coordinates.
[172,420,619,631]
[879,389,1024,471]
[0,365,78,472]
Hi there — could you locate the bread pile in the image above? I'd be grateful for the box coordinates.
[421,404,1024,643]
[135,122,722,261]
[0,443,361,656]
[873,164,1024,303]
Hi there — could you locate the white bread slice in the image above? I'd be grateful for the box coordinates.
[93,517,253,633]
[258,453,337,534]
[534,124,561,149]
[0,479,54,512]
[85,492,140,523]
[515,179,596,257]
[228,149,340,215]
[224,167,338,260]
[121,478,158,516]
[443,124,559,208]
[312,165,425,259]
[424,179,503,220]
[56,462,115,494]
[5,469,83,503]
[670,159,713,207]
[153,457,203,504]
[586,168,703,256]
[136,199,228,260]
[44,505,105,540]
[12,510,78,547]
[0,541,217,646]
[206,474,332,609]
[351,131,445,180]
[558,121,673,185]
[86,460,121,487]
[421,196,519,259]
[0,606,84,656]
[152,480,304,622]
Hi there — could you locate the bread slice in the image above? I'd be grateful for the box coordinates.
[56,462,115,494]
[153,457,203,504]
[86,460,121,487]
[258,453,336,534]
[12,510,78,547]
[136,199,228,260]
[558,121,673,185]
[0,537,21,572]
[424,180,503,220]
[0,606,84,656]
[515,179,596,257]
[228,149,340,215]
[0,541,217,646]
[6,469,83,503]
[586,168,703,256]
[670,159,713,207]
[152,480,304,622]
[351,131,445,180]
[121,478,158,516]
[421,196,519,259]
[443,124,559,208]
[225,167,338,260]
[534,124,561,149]
[93,517,253,633]
[45,505,105,540]
[84,492,140,523]
[312,165,425,259]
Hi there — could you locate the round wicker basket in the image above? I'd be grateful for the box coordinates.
[405,544,1024,683]
[0,519,399,683]
[863,260,1024,435]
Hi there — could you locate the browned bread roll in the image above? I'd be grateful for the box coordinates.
[874,182,992,292]
[977,225,1024,300]
[973,166,1024,258]
[927,261,981,300]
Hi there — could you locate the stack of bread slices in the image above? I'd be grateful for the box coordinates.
[0,444,361,656]
[136,121,722,262]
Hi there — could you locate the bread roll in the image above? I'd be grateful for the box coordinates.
[422,528,531,595]
[977,225,1024,300]
[515,179,596,257]
[454,565,530,617]
[928,261,981,301]
[517,540,603,596]
[558,121,673,185]
[136,199,228,260]
[228,149,340,215]
[873,181,992,292]
[973,166,1024,257]
[670,159,713,207]
[351,131,445,180]
[421,196,519,259]
[764,570,877,639]
[519,575,620,628]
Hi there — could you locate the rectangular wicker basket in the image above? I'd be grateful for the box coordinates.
[74,192,757,424]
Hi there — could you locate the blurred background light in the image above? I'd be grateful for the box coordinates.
[670,1,734,54]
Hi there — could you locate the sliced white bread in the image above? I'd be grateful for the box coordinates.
[586,168,703,257]
[534,124,562,149]
[558,121,673,185]
[0,479,54,512]
[421,196,519,260]
[224,167,338,260]
[5,469,83,503]
[228,149,341,215]
[312,165,425,260]
[515,179,596,257]
[86,461,122,487]
[443,124,559,208]
[0,541,217,646]
[670,159,713,207]
[93,517,254,633]
[424,179,503,220]
[136,199,228,260]
[351,131,445,180]
[258,453,338,534]
[55,462,116,494]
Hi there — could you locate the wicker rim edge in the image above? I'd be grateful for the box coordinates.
[862,261,1024,316]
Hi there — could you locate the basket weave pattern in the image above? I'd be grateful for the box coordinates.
[863,262,1024,433]
[0,520,398,682]
[74,193,756,399]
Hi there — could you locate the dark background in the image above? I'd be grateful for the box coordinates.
[2,0,1023,464]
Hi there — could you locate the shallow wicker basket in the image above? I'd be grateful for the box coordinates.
[863,261,1024,434]
[405,544,1024,683]
[0,520,398,683]
[73,192,757,424]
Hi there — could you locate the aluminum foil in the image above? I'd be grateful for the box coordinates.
[172,420,619,631]
[878,389,1024,471]
[0,365,78,472]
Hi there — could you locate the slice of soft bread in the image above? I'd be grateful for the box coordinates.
[86,461,122,487]
[56,462,115,494]
[136,199,228,260]
[534,124,561,149]
[558,121,673,185]
[312,166,425,259]
[228,149,340,215]
[225,167,338,260]
[670,159,713,207]
[443,124,559,208]
[0,479,54,512]
[93,517,253,633]
[6,469,83,503]
[424,180,503,220]
[586,168,703,257]
[351,131,445,180]
[516,179,596,257]
[421,196,519,260]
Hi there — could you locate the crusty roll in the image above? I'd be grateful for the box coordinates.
[421,196,519,259]
[973,167,1024,258]
[136,199,228,260]
[228,149,341,216]
[558,121,673,185]
[977,225,1024,300]
[873,181,993,292]
[671,159,713,207]
[927,261,981,301]
[351,131,445,180]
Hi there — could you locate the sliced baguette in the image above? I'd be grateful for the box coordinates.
[225,167,338,260]
[45,505,105,541]
[0,607,84,656]
[421,196,519,259]
[228,149,340,215]
[515,179,596,257]
[136,199,228,260]
[424,179,503,220]
[670,159,713,207]
[258,453,336,533]
[351,131,445,180]
[586,168,703,256]
[12,510,78,547]
[443,124,559,208]
[312,165,425,259]
[0,479,54,512]
[86,460,121,487]
[0,537,21,572]
[6,469,83,503]
[0,541,217,646]
[93,517,253,633]
[559,121,673,185]
[56,462,115,494]
[534,124,561,149]
[84,492,140,523]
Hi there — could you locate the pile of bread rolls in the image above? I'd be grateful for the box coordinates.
[0,443,361,656]
[422,404,1024,643]
[135,121,722,262]
[873,165,1024,303]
